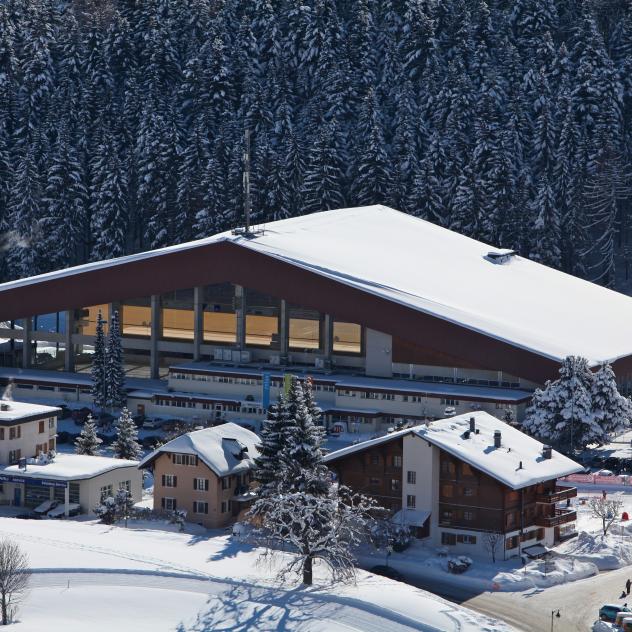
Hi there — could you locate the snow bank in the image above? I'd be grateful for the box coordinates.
[558,530,632,570]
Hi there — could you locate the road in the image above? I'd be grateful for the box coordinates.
[459,566,632,632]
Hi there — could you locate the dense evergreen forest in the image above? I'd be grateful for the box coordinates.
[1,0,632,290]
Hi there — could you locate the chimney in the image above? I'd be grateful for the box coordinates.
[0,403,9,412]
[542,445,552,460]
[463,430,470,440]
[518,461,523,470]
[469,417,476,433]
[493,430,501,448]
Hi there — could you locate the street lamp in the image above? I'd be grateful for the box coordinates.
[551,609,561,632]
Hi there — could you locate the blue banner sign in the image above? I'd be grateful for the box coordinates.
[0,474,67,489]
[262,372,271,411]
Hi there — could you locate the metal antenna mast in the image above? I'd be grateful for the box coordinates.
[243,128,251,235]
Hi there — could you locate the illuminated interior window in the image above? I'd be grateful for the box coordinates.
[333,321,362,354]
[122,304,152,337]
[245,289,279,348]
[77,305,110,336]
[162,308,194,340]
[203,284,237,344]
[289,312,320,350]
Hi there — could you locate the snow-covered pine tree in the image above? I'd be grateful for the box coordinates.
[591,363,632,438]
[523,356,601,451]
[112,407,141,460]
[74,414,103,456]
[105,310,126,409]
[90,310,107,410]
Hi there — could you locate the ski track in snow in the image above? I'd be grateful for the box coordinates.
[0,528,448,632]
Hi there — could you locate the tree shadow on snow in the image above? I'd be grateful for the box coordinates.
[173,583,327,631]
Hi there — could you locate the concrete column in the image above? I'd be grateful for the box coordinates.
[279,300,289,363]
[193,287,204,362]
[64,310,75,372]
[235,285,246,350]
[150,295,161,379]
[323,314,333,366]
[22,317,32,369]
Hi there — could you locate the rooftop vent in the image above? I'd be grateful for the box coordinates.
[486,249,516,265]
[518,461,523,470]
[223,437,250,461]
[0,403,9,412]
[463,430,470,440]
[493,430,502,448]
[542,445,552,460]
[469,417,476,433]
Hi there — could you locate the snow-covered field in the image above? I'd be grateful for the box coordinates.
[0,517,513,632]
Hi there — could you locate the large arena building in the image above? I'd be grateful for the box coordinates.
[1,205,632,431]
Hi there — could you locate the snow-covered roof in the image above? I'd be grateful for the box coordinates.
[3,205,632,364]
[139,422,260,476]
[413,412,583,490]
[326,411,583,489]
[0,453,138,481]
[0,400,60,423]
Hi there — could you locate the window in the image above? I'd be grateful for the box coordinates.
[457,534,477,544]
[8,449,20,464]
[441,532,457,545]
[463,487,475,497]
[119,480,131,492]
[381,393,394,401]
[506,511,516,528]
[506,535,519,550]
[194,478,209,492]
[0,428,4,440]
[193,501,209,514]
[221,501,228,513]
[9,426,21,440]
[441,459,455,477]
[333,321,361,354]
[370,455,379,466]
[463,511,475,521]
[392,455,402,468]
[100,484,113,502]
[369,477,380,486]
[162,497,177,511]
[442,509,453,522]
[406,495,416,509]
[173,453,197,466]
[407,471,416,484]
[162,475,177,488]
[69,482,80,504]
[460,463,474,478]
[441,484,454,498]
[49,418,55,429]
[48,438,55,451]
[38,420,45,434]
[536,528,545,541]
[221,477,231,490]
[390,479,400,492]
[440,399,459,406]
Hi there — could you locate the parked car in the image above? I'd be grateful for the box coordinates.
[47,503,81,518]
[142,418,162,430]
[597,469,615,477]
[599,603,631,622]
[72,407,92,425]
[34,499,58,515]
[369,565,404,581]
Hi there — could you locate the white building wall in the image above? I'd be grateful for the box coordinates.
[79,465,143,514]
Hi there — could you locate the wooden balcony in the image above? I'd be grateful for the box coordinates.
[536,486,577,504]
[535,508,577,528]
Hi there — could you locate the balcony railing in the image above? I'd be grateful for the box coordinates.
[535,508,577,528]
[536,486,577,504]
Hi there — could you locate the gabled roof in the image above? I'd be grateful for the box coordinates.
[413,412,582,490]
[3,206,632,376]
[325,411,583,490]
[139,422,260,477]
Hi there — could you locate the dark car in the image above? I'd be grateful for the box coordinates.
[599,603,631,622]
[369,565,404,582]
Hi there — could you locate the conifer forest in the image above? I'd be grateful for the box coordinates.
[1,0,632,291]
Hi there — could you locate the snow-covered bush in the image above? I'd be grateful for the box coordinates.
[169,509,187,532]
[94,496,117,524]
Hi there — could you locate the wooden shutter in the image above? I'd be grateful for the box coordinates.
[173,476,177,488]
[161,497,165,509]
[161,474,165,486]
[193,479,197,490]
[205,479,209,491]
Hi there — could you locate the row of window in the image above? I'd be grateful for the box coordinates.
[14,383,91,394]
[366,454,403,468]
[338,391,465,407]
[0,426,21,441]
[172,373,260,386]
[162,474,239,490]
[160,497,233,515]
[171,454,198,466]
[441,532,477,545]
[154,399,263,415]
[441,484,477,498]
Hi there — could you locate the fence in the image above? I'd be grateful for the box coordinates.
[560,473,632,487]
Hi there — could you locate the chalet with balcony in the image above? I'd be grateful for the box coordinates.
[325,411,583,560]
[139,422,259,529]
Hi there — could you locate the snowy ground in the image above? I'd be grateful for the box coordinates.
[0,517,513,632]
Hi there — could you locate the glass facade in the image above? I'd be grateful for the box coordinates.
[161,289,194,341]
[333,321,362,354]
[245,289,279,348]
[76,304,110,336]
[203,283,236,344]
[289,306,321,351]
[121,298,152,337]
